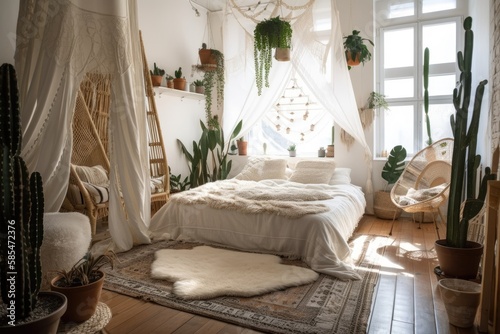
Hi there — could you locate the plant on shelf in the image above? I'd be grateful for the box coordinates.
[150,62,165,86]
[173,67,186,91]
[50,251,115,322]
[343,30,374,70]
[165,74,174,88]
[435,17,496,279]
[288,144,296,157]
[237,136,248,156]
[193,79,205,94]
[177,117,242,188]
[373,145,407,220]
[1,63,67,330]
[254,16,292,95]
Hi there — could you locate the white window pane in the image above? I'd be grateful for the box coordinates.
[383,106,414,155]
[385,78,414,98]
[423,22,456,64]
[422,104,454,146]
[428,75,456,96]
[422,0,456,13]
[384,28,414,68]
[389,1,415,18]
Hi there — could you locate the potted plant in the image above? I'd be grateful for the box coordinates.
[198,43,217,71]
[374,145,407,220]
[237,136,248,156]
[165,74,174,89]
[173,67,186,91]
[150,62,165,87]
[201,49,224,127]
[254,16,292,95]
[326,126,335,157]
[366,91,389,110]
[288,144,296,157]
[169,167,190,193]
[177,118,243,188]
[434,17,496,279]
[50,251,114,322]
[343,30,374,69]
[193,79,205,94]
[0,63,67,333]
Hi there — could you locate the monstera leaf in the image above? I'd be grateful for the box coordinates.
[381,145,407,186]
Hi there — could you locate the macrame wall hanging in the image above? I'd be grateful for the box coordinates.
[340,107,375,149]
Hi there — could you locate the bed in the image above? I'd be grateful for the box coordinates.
[149,158,366,280]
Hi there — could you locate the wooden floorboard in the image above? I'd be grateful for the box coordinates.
[101,215,481,334]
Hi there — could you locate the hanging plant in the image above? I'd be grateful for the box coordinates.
[254,16,292,95]
[201,49,224,128]
[343,30,374,70]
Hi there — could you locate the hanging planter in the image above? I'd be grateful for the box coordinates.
[198,43,217,71]
[254,16,292,95]
[343,30,374,70]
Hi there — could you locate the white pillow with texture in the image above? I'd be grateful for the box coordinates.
[235,158,287,181]
[329,167,352,185]
[73,165,108,186]
[288,160,336,184]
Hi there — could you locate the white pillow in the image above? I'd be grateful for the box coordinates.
[288,160,336,184]
[329,167,352,185]
[235,158,287,181]
[73,165,108,186]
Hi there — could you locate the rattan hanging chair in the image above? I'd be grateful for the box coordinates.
[389,138,454,237]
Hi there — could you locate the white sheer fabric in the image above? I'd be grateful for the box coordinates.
[223,0,373,192]
[15,0,151,251]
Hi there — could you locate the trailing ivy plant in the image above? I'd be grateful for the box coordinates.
[202,49,224,128]
[177,118,242,188]
[254,16,292,95]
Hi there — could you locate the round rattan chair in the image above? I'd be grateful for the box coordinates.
[390,138,454,237]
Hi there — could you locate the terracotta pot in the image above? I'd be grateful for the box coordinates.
[0,292,67,334]
[199,49,217,71]
[237,141,248,156]
[274,48,290,61]
[438,278,481,328]
[373,190,402,220]
[151,75,162,87]
[51,271,105,322]
[166,79,174,89]
[435,240,483,279]
[345,51,361,66]
[173,78,186,91]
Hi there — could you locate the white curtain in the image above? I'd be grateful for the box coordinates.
[15,0,151,251]
[223,0,373,192]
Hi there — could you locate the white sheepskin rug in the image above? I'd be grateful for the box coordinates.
[151,246,319,299]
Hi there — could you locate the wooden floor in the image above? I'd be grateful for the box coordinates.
[101,215,482,334]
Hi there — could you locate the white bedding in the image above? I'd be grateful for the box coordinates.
[149,178,366,280]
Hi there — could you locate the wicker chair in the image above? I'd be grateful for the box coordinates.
[390,138,454,237]
[62,89,110,235]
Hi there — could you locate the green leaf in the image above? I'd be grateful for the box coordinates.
[381,145,407,185]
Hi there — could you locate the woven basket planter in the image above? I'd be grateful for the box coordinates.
[374,191,402,220]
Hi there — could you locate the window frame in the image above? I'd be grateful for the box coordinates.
[376,13,464,156]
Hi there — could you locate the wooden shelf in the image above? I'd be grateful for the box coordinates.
[153,86,205,101]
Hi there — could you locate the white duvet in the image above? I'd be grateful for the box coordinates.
[149,179,366,280]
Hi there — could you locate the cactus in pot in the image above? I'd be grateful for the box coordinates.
[445,17,496,249]
[0,63,45,320]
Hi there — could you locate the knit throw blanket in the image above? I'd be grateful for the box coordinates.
[171,179,333,218]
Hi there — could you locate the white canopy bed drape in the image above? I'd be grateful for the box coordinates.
[15,0,151,251]
[222,0,373,192]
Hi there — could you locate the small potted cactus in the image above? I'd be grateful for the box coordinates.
[193,79,205,94]
[173,67,186,91]
[150,62,165,87]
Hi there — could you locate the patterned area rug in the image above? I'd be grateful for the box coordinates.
[102,234,388,334]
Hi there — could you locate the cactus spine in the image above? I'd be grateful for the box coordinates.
[446,17,495,248]
[0,63,44,321]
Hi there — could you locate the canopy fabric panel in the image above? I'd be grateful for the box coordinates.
[15,0,151,251]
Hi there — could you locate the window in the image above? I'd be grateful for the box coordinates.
[375,0,466,156]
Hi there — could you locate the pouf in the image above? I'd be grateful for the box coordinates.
[40,212,92,290]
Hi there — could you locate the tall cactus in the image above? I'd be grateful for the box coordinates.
[0,63,44,321]
[446,17,495,248]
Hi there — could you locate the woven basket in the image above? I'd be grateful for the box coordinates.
[374,191,402,220]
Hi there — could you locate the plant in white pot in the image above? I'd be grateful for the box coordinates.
[434,16,496,279]
[374,145,407,220]
[0,63,67,333]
